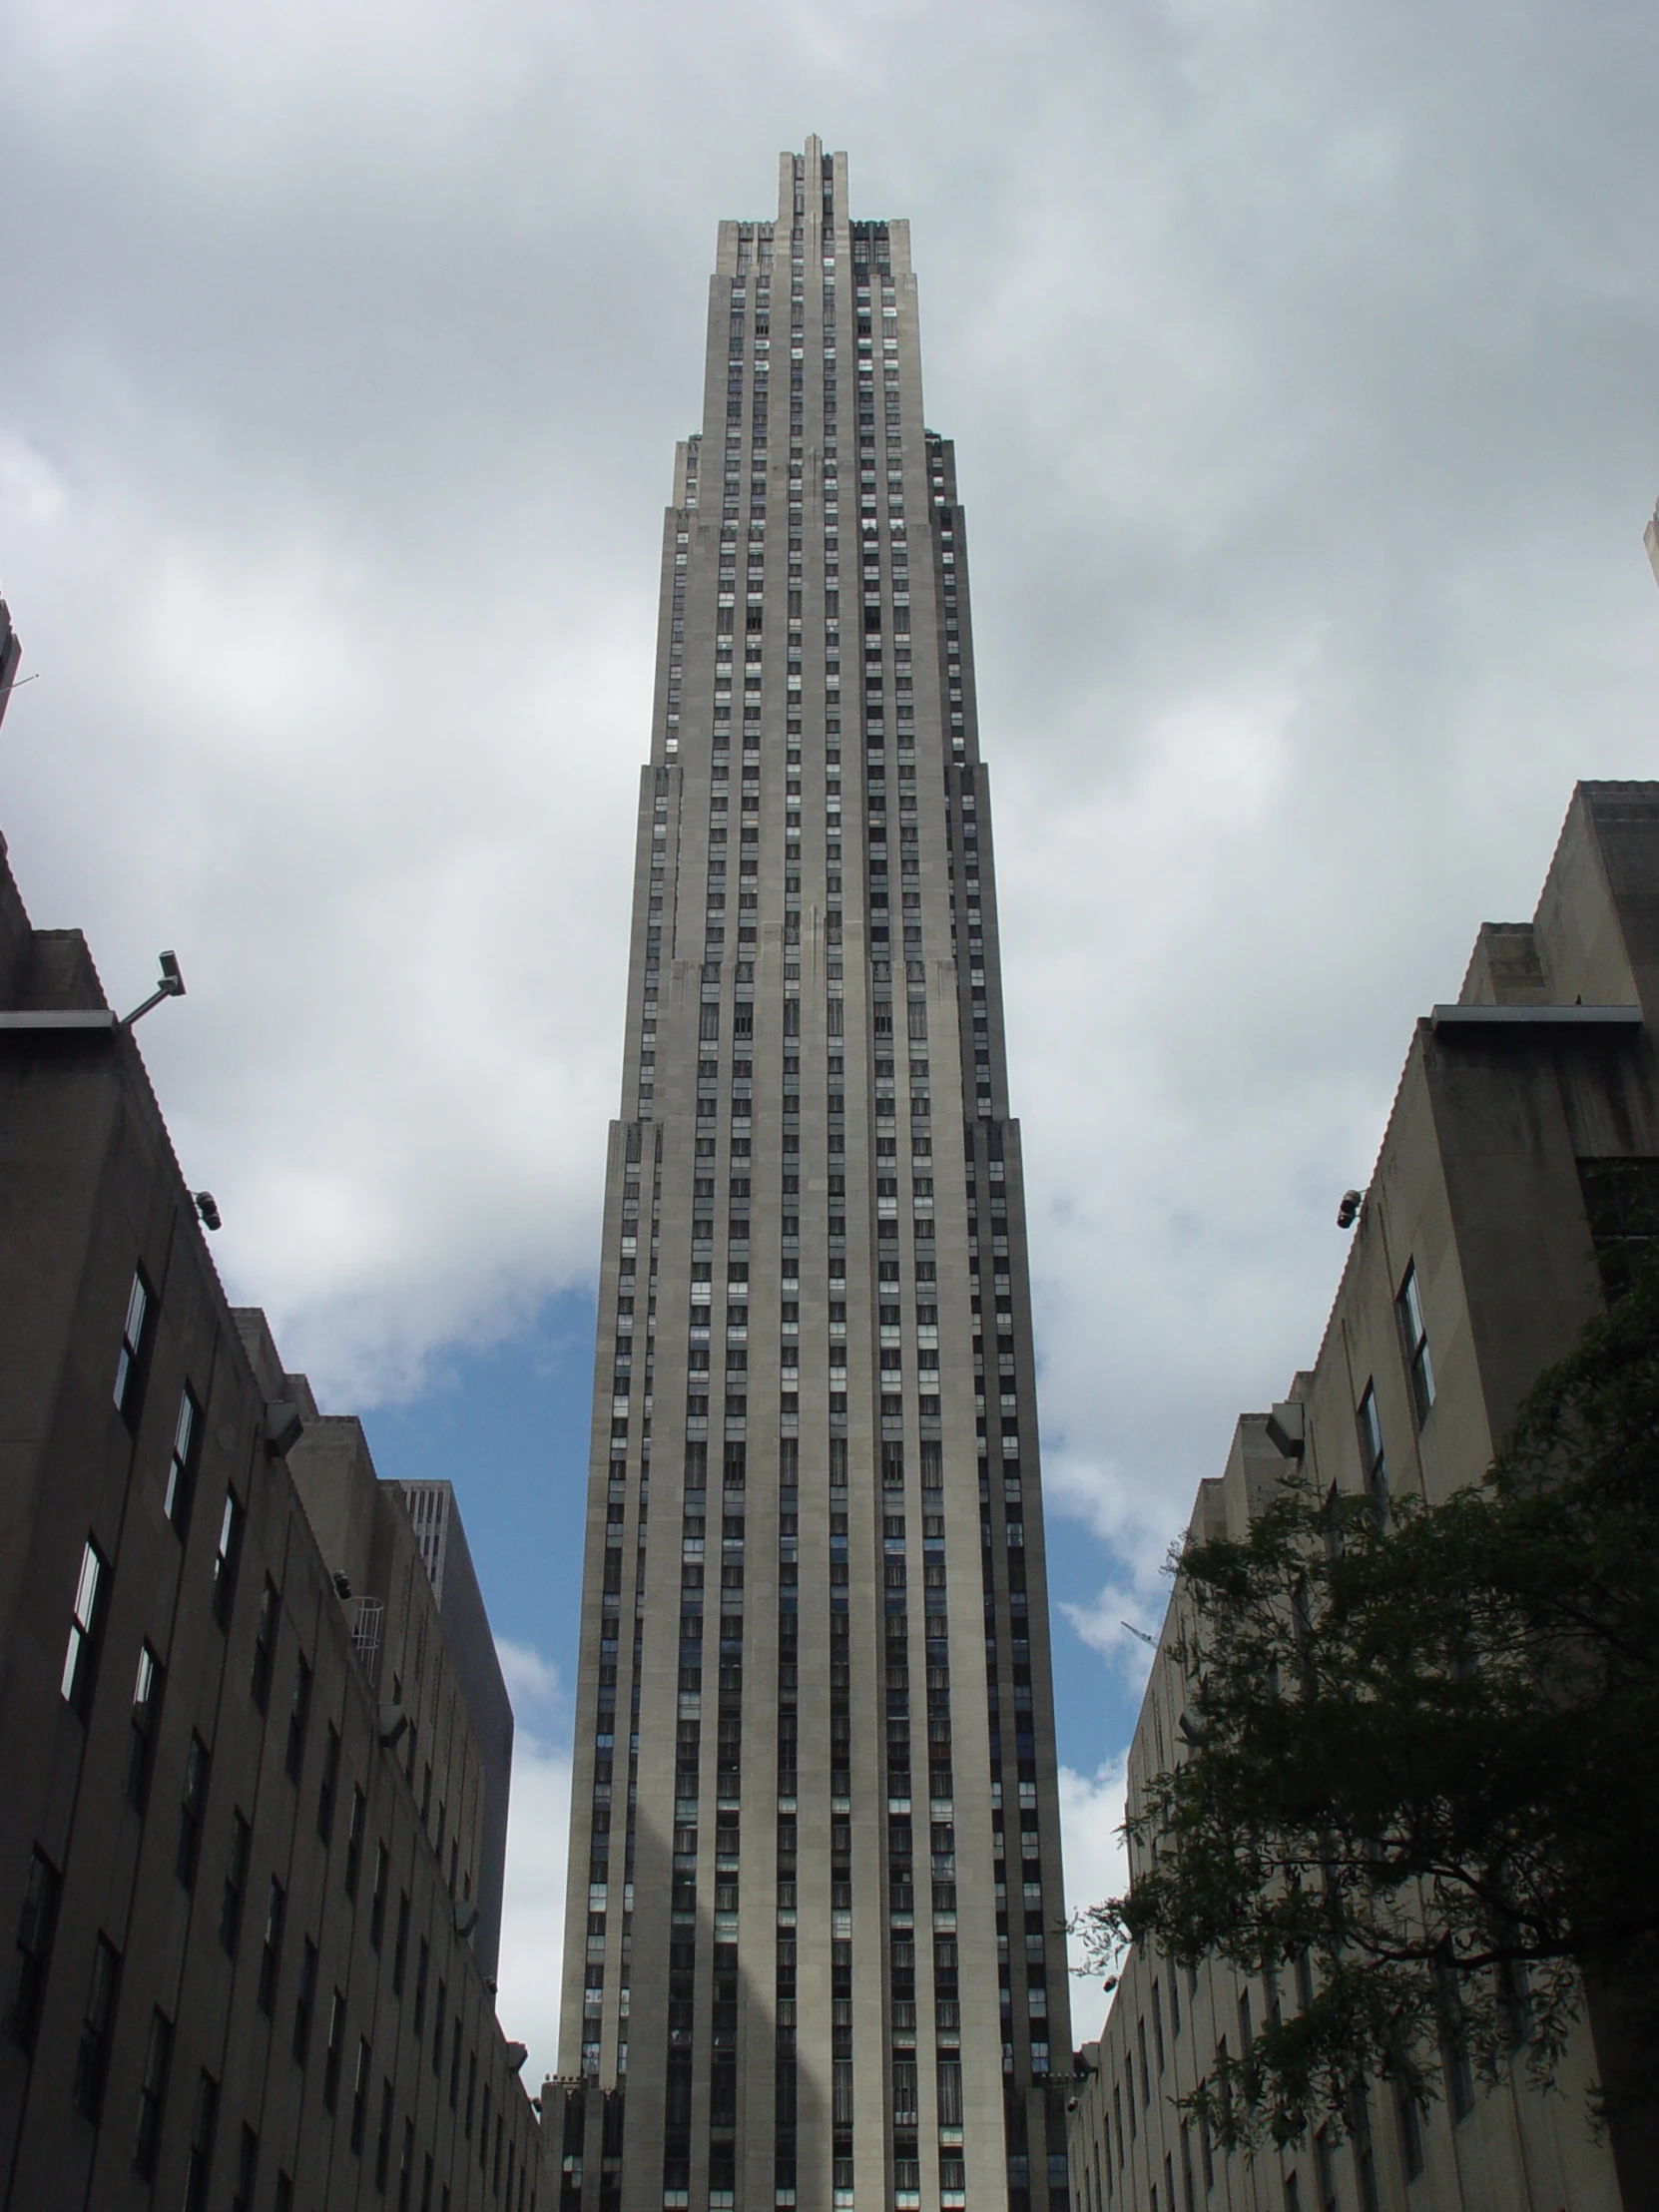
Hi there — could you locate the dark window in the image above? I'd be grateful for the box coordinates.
[164,1388,201,1535]
[177,1735,211,1887]
[1578,1155,1659,1300]
[258,1878,285,2013]
[251,1578,279,1711]
[285,1654,312,1782]
[433,1979,447,2079]
[350,2038,371,2154]
[135,2007,173,2179]
[1312,2126,1337,2212]
[370,1845,390,1948]
[211,1489,244,1628]
[61,1537,107,1716]
[317,1726,340,1845]
[1349,2090,1380,2212]
[5,1849,60,2050]
[413,1937,429,2041]
[375,2076,394,2190]
[392,1893,410,1997]
[72,1934,121,2120]
[126,1643,164,1810]
[293,1938,317,2064]
[344,1788,366,1898]
[114,1271,151,1420]
[183,2071,219,2212]
[232,2122,260,2212]
[1356,1384,1386,1508]
[1391,2069,1424,2179]
[322,1991,346,2112]
[219,1812,251,1955]
[1394,1263,1434,1425]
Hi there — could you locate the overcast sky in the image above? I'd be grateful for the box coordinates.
[5,0,1658,2082]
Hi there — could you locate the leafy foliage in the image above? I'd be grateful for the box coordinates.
[1073,1250,1659,2149]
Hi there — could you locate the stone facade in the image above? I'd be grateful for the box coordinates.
[1067,783,1659,2212]
[552,144,1071,2212]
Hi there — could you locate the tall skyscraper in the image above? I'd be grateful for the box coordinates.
[554,142,1072,2212]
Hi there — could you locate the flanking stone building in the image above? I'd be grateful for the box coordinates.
[0,791,538,2207]
[1068,783,1659,2212]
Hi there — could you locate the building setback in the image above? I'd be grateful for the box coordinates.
[1068,782,1659,2212]
[550,144,1072,2212]
[0,807,540,2207]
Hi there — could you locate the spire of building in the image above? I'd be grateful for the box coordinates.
[552,145,1071,2212]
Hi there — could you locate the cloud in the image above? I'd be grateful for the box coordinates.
[496,1639,564,1718]
[6,0,1659,1851]
[495,1642,574,2091]
[1060,1757,1131,2024]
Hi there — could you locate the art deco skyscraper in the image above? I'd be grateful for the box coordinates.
[554,143,1072,2212]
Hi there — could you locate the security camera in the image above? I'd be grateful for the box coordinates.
[122,950,189,1027]
[194,1192,222,1232]
[1337,1189,1364,1230]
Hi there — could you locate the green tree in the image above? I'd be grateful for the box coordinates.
[1073,1252,1659,2150]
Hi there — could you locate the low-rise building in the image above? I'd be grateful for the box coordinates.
[1069,782,1659,2212]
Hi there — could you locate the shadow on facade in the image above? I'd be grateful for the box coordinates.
[547,1754,829,2210]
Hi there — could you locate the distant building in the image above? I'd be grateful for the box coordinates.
[1069,783,1659,2212]
[0,787,540,2206]
[398,1480,515,1983]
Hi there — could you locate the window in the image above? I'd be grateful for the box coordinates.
[212,1488,244,1627]
[252,1578,279,1710]
[165,1388,201,1535]
[177,1735,211,1888]
[318,1726,340,1845]
[126,1642,164,1809]
[72,1933,121,2120]
[1312,2126,1337,2212]
[375,2076,394,2190]
[413,1937,429,2041]
[258,1878,285,2012]
[1577,1155,1659,1300]
[1355,1384,1386,1508]
[61,1537,107,1715]
[344,1788,366,1898]
[393,1892,411,1996]
[114,1270,150,1419]
[285,1654,312,1782]
[219,1812,251,1955]
[1391,2068,1424,2180]
[6,1849,60,2050]
[183,2071,219,2212]
[350,2037,371,2154]
[370,1844,390,1948]
[1395,1262,1434,1425]
[322,1991,346,2111]
[1349,2091,1380,2212]
[233,2123,260,2212]
[135,2007,173,2179]
[293,1938,317,2064]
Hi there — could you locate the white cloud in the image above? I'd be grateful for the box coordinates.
[1060,1757,1131,2032]
[496,1639,564,1718]
[6,0,1659,1998]
[495,1697,574,2093]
